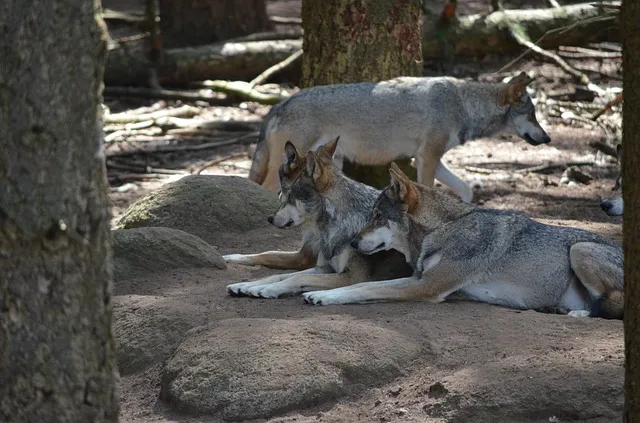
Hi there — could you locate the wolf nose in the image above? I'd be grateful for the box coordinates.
[600,201,613,212]
[267,216,274,225]
[350,239,359,249]
[541,133,551,144]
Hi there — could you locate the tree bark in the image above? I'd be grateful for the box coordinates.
[301,0,422,86]
[105,39,302,86]
[0,1,118,422]
[622,0,640,421]
[102,3,618,87]
[158,0,271,48]
[300,0,422,187]
[423,2,619,59]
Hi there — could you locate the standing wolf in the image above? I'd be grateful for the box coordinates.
[225,138,412,298]
[302,164,624,319]
[250,72,550,202]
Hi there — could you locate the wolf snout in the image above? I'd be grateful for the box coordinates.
[600,200,613,213]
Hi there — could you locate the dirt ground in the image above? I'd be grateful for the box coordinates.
[103,1,625,422]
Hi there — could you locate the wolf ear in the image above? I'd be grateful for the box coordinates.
[616,144,623,163]
[284,141,300,168]
[322,136,340,158]
[388,163,419,212]
[307,149,334,191]
[501,72,534,105]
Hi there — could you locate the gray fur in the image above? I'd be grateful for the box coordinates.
[304,170,623,319]
[226,144,412,299]
[250,74,550,202]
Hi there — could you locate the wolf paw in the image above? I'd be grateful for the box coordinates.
[227,282,290,299]
[302,291,341,305]
[568,309,591,318]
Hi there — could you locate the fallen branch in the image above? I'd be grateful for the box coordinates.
[465,160,596,175]
[505,23,606,95]
[107,162,185,174]
[104,105,201,124]
[269,16,303,25]
[423,2,619,58]
[249,49,303,88]
[194,152,248,174]
[588,141,618,158]
[104,86,230,105]
[199,80,287,105]
[106,39,302,86]
[105,131,258,157]
[590,92,623,120]
[515,160,596,174]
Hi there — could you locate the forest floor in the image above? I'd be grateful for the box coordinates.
[103,0,625,422]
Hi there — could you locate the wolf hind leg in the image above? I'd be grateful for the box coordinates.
[570,242,624,319]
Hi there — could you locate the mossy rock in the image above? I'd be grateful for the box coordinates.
[116,176,278,243]
[112,227,226,281]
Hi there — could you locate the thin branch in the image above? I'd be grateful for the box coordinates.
[590,92,623,120]
[506,24,606,96]
[194,152,248,174]
[249,49,303,88]
[104,105,201,124]
[269,16,302,25]
[104,86,229,105]
[515,160,595,174]
[105,132,258,158]
[589,141,618,158]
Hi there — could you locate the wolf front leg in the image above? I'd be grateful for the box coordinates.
[227,265,333,297]
[237,272,354,299]
[223,246,316,270]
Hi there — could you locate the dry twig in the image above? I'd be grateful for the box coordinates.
[194,152,248,174]
[249,49,303,88]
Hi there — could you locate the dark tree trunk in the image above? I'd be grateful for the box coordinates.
[159,0,272,48]
[623,0,640,421]
[300,0,422,187]
[0,1,118,422]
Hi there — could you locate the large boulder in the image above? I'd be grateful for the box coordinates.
[159,317,423,421]
[115,175,278,243]
[113,295,207,375]
[112,226,226,281]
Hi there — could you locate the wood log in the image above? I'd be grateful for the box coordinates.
[104,3,618,87]
[423,2,619,58]
[105,39,302,86]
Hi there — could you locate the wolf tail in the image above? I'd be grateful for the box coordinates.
[248,121,269,184]
[590,290,624,320]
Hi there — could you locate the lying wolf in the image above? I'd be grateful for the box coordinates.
[302,164,624,320]
[225,138,412,298]
[249,72,550,202]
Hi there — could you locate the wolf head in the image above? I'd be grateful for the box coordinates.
[268,137,340,228]
[600,144,623,217]
[350,163,417,254]
[501,72,551,146]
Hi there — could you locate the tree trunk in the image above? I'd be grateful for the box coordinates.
[0,1,118,422]
[622,0,640,421]
[300,0,422,187]
[158,0,272,48]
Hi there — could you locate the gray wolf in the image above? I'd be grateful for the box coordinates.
[601,144,623,216]
[225,138,412,298]
[302,163,624,320]
[249,72,550,203]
